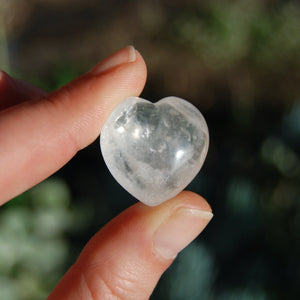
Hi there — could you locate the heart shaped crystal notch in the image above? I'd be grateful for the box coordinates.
[100,96,209,206]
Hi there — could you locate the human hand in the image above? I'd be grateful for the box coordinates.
[0,46,213,299]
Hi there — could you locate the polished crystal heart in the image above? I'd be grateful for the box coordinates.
[100,96,209,206]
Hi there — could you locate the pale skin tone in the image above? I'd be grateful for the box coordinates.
[0,46,213,300]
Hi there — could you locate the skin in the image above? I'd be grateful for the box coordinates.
[0,47,212,300]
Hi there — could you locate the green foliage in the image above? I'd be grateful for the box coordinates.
[169,0,300,69]
[0,178,90,300]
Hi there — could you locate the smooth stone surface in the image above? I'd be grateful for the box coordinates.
[100,96,209,206]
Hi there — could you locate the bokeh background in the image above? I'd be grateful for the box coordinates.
[1,0,300,299]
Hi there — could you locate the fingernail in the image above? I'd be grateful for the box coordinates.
[153,208,213,260]
[89,46,136,75]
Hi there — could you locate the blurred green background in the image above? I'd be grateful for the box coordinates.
[1,0,300,299]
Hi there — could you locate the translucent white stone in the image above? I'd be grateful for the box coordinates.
[100,96,209,206]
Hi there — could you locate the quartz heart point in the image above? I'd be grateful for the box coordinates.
[100,96,209,206]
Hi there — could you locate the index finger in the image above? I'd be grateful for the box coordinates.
[0,71,46,110]
[0,46,147,205]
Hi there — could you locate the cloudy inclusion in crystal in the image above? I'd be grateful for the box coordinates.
[100,96,209,206]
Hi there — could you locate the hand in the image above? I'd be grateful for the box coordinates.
[0,46,213,299]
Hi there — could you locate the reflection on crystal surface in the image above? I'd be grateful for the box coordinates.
[100,96,209,206]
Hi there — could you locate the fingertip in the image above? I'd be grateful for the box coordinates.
[134,48,147,82]
[88,46,144,77]
[146,190,212,216]
[176,190,213,212]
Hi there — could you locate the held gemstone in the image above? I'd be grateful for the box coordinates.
[100,96,209,206]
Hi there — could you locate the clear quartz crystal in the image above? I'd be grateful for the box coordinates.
[100,96,209,206]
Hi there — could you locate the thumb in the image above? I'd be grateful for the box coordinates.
[47,191,213,300]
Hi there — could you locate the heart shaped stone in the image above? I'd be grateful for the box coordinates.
[100,96,209,206]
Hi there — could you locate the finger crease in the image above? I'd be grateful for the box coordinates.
[97,274,123,300]
[81,272,95,300]
[40,92,81,155]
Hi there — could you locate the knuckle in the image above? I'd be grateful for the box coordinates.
[81,262,149,300]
